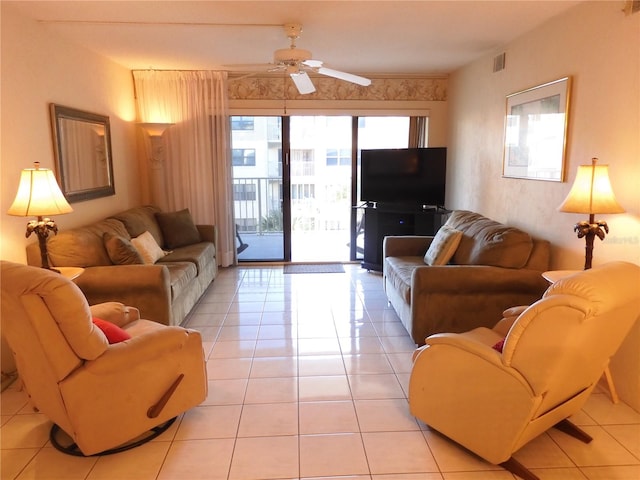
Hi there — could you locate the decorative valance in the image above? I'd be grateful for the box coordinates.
[228,74,447,102]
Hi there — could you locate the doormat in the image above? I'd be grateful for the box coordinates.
[283,264,345,274]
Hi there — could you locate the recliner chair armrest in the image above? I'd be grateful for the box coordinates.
[423,333,505,366]
[413,332,534,395]
[493,305,529,336]
[84,326,201,374]
[411,332,535,400]
[383,235,434,258]
[89,302,140,328]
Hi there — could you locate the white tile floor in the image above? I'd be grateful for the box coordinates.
[2,264,640,480]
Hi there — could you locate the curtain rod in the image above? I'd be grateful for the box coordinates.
[132,69,228,73]
[38,20,282,28]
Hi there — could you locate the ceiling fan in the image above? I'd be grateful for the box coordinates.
[229,23,371,95]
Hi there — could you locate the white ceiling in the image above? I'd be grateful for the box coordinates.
[10,0,582,75]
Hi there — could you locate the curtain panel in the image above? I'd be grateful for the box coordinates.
[133,70,235,266]
[408,116,427,148]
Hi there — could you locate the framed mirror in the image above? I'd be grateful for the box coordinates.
[50,104,115,202]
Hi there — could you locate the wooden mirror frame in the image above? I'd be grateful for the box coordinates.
[50,104,115,203]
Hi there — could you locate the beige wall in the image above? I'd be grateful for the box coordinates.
[0,4,140,265]
[448,1,640,410]
[448,1,639,268]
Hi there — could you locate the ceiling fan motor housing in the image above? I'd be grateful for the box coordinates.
[274,47,312,65]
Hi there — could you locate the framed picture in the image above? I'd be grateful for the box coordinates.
[502,77,571,181]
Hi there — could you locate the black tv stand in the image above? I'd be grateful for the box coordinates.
[373,202,445,213]
[361,205,449,272]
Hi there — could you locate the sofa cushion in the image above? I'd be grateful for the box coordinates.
[385,256,423,303]
[163,262,198,300]
[155,209,202,249]
[423,225,463,266]
[160,242,215,275]
[47,219,130,267]
[131,231,167,265]
[446,210,533,269]
[111,206,164,248]
[103,232,143,265]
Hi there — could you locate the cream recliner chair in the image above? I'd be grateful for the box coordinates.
[0,261,207,456]
[409,261,640,480]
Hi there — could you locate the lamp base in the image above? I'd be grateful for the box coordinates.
[582,230,595,270]
[574,215,609,270]
[26,216,59,270]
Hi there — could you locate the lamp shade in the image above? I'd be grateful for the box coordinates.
[558,158,624,214]
[7,164,73,217]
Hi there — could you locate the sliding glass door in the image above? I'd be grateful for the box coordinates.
[230,114,423,263]
[289,116,353,262]
[231,116,284,261]
[354,117,415,260]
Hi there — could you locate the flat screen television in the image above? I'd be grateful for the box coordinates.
[360,147,446,208]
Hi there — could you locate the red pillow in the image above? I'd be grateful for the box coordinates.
[92,317,131,344]
[492,338,505,353]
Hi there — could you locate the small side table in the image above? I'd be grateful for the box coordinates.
[542,269,619,404]
[542,270,579,284]
[57,267,85,282]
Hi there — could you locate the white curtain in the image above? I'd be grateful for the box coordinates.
[408,116,427,148]
[133,70,235,266]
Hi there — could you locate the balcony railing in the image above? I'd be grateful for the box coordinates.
[234,177,351,232]
[233,177,360,261]
[234,177,281,234]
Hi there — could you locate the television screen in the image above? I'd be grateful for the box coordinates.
[360,147,446,207]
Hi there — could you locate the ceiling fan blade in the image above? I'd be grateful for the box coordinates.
[317,67,371,86]
[302,59,323,68]
[290,71,316,94]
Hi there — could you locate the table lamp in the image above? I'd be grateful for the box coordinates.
[558,157,624,269]
[7,162,73,270]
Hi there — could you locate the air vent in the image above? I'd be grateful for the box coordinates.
[624,0,640,15]
[493,53,506,73]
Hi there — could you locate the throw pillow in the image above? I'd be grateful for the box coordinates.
[103,232,144,265]
[131,231,167,264]
[155,209,202,249]
[92,317,131,344]
[423,225,463,266]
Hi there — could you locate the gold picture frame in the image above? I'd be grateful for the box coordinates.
[503,77,571,182]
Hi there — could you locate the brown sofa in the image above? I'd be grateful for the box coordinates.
[383,210,550,345]
[27,205,218,326]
